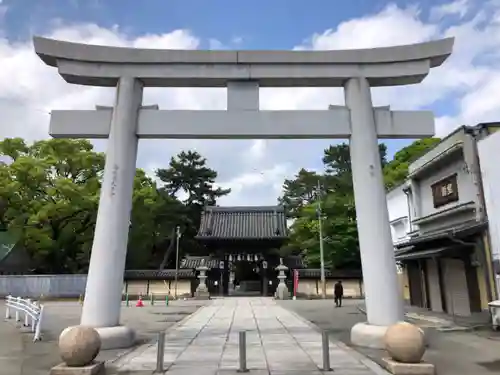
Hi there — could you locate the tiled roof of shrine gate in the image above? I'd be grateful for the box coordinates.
[196,206,288,240]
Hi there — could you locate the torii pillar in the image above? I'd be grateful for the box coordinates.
[33,36,454,349]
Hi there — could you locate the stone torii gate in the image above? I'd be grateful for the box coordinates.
[33,36,454,349]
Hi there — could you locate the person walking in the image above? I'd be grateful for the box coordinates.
[334,280,343,307]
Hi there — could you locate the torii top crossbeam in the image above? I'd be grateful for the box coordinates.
[33,36,454,88]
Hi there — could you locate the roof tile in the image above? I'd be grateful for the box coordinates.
[196,206,287,240]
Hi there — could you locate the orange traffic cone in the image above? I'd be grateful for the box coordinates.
[136,296,144,307]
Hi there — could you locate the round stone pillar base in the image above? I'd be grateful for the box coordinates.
[350,322,390,349]
[94,326,136,350]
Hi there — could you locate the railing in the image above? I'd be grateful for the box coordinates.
[4,295,44,342]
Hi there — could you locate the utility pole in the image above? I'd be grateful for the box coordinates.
[316,180,326,299]
[174,226,181,299]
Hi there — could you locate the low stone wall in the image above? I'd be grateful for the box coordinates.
[0,275,194,299]
[296,279,364,299]
[125,279,193,298]
[0,275,87,298]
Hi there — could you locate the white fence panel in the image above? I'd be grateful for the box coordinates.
[5,295,44,341]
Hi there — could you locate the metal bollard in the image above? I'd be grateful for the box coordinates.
[238,331,249,373]
[321,331,332,371]
[154,331,166,373]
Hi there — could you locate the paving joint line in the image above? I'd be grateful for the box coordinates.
[216,301,238,370]
[273,303,322,371]
[250,298,271,374]
[109,302,212,368]
[164,301,221,372]
[283,305,391,375]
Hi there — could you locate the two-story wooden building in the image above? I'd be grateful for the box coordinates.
[389,124,499,317]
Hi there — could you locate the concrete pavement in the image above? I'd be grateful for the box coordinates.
[0,299,208,375]
[112,297,388,374]
[281,299,500,375]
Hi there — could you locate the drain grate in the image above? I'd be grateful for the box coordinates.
[477,359,500,371]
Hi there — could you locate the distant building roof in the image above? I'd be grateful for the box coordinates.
[124,269,195,280]
[196,205,288,240]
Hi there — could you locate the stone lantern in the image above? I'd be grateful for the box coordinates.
[275,258,289,300]
[195,259,210,300]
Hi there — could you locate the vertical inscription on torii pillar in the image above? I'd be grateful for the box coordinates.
[110,164,119,197]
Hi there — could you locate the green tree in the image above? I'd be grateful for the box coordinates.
[281,142,380,269]
[155,150,231,261]
[0,138,190,273]
[279,168,323,218]
[286,194,359,269]
[0,138,104,273]
[383,138,441,189]
[322,142,388,194]
[156,151,230,206]
[127,169,187,270]
[282,139,441,270]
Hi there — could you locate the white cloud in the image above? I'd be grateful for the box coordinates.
[431,0,470,20]
[298,4,438,50]
[1,0,500,206]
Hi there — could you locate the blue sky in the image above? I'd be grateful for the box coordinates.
[4,0,445,46]
[0,0,497,205]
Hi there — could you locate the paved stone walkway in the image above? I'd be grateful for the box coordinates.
[113,297,387,374]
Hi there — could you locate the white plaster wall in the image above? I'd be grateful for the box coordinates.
[386,185,411,244]
[479,131,500,262]
[297,279,363,298]
[416,158,476,219]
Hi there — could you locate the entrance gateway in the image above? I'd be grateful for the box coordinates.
[33,36,454,349]
[194,205,294,297]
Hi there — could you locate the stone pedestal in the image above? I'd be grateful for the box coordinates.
[381,322,432,374]
[275,259,289,300]
[195,261,210,300]
[382,358,435,375]
[50,362,105,375]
